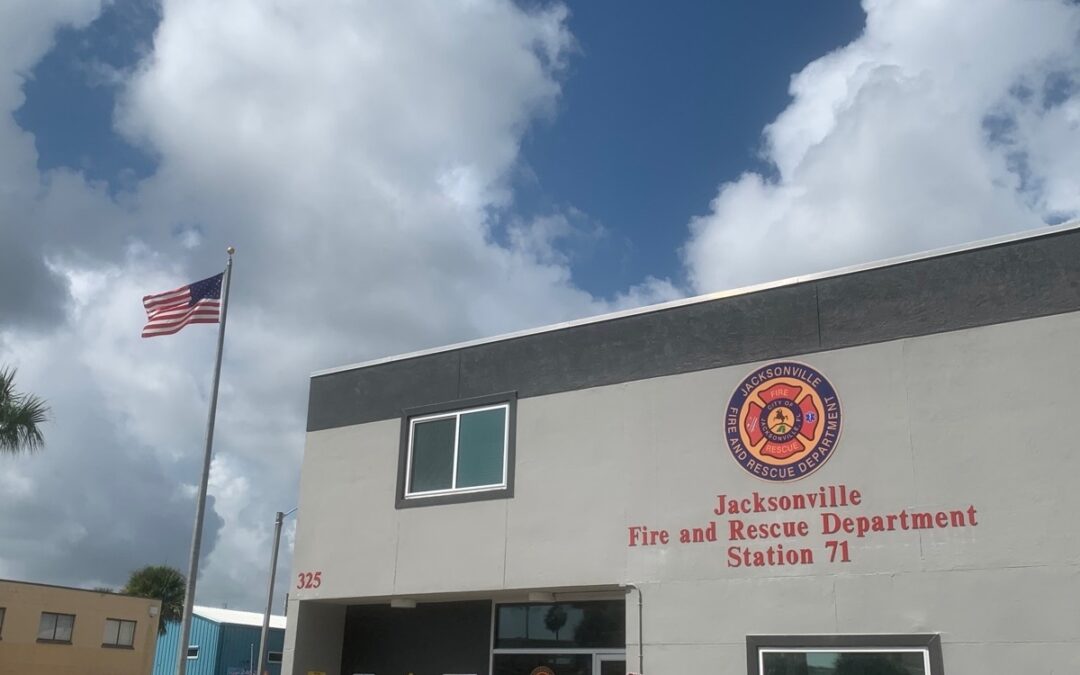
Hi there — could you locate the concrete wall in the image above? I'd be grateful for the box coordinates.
[280,600,344,675]
[0,580,160,675]
[288,309,1080,673]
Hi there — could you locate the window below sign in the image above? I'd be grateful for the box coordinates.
[397,393,516,508]
[747,635,944,675]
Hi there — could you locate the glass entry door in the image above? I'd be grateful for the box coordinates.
[596,654,626,675]
[492,600,626,675]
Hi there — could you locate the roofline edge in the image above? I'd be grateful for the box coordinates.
[311,219,1080,378]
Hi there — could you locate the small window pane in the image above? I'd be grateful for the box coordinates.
[268,652,283,663]
[118,620,136,646]
[409,417,456,493]
[0,607,6,637]
[54,614,74,641]
[762,651,927,675]
[38,613,58,640]
[103,619,120,644]
[456,407,506,488]
[188,645,200,659]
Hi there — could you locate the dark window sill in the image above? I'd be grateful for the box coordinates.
[102,643,135,649]
[37,638,72,645]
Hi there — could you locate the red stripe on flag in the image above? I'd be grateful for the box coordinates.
[141,317,220,337]
[142,299,221,338]
[146,302,221,322]
[143,287,191,310]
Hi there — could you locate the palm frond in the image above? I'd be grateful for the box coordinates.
[0,366,49,454]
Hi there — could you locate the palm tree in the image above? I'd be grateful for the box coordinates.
[0,367,49,454]
[543,604,568,641]
[123,565,187,634]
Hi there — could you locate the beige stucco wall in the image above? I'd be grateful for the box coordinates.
[285,310,1080,673]
[0,580,160,675]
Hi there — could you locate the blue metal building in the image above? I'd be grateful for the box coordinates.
[153,605,285,675]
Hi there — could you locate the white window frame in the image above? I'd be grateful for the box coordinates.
[758,647,932,674]
[404,402,510,499]
[747,634,943,675]
[268,651,283,663]
[187,645,200,659]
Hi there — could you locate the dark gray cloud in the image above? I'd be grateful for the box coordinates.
[0,234,67,329]
[0,356,225,589]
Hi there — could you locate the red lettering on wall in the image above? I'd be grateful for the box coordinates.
[296,571,322,589]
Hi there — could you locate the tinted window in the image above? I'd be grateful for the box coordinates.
[762,651,928,675]
[456,407,505,487]
[409,416,456,492]
[495,601,624,649]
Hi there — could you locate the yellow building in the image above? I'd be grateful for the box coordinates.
[0,578,161,675]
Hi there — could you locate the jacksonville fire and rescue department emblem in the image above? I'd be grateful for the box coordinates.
[724,361,842,482]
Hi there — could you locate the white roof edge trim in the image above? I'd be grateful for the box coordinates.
[192,605,286,629]
[311,219,1080,378]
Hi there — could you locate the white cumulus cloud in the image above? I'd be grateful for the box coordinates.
[683,0,1080,292]
[1,0,656,610]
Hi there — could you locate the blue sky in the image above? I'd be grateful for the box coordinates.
[16,0,867,297]
[15,0,159,190]
[518,2,865,294]
[1,0,1077,611]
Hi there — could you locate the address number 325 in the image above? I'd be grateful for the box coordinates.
[296,571,322,589]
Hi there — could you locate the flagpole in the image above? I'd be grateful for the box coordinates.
[175,246,235,675]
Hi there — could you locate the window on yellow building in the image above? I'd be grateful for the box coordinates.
[102,618,137,648]
[38,612,75,643]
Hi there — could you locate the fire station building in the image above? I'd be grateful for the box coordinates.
[283,224,1080,675]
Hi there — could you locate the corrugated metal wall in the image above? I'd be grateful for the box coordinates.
[153,616,284,675]
[216,624,284,675]
[153,615,221,675]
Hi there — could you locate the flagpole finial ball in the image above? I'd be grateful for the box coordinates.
[226,246,236,255]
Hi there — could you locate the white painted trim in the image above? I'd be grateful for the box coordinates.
[311,220,1080,378]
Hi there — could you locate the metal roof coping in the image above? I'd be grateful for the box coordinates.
[311,219,1080,378]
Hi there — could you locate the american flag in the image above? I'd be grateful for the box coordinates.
[142,273,224,338]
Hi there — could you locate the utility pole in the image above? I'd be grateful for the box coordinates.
[256,507,296,675]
